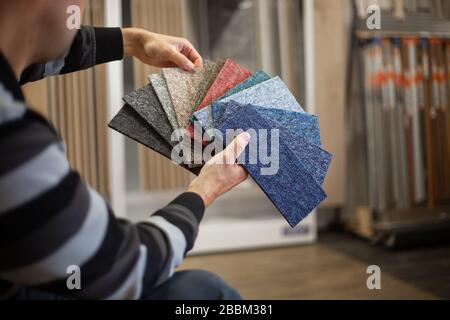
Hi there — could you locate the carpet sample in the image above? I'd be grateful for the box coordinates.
[149,73,179,131]
[217,107,327,227]
[218,101,322,146]
[220,76,304,112]
[217,101,331,185]
[163,61,217,128]
[123,83,174,146]
[108,104,201,175]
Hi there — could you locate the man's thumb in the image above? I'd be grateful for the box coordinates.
[168,46,195,71]
[223,132,251,164]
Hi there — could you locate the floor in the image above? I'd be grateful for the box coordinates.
[178,232,450,300]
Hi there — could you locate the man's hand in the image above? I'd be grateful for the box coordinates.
[187,132,251,207]
[122,28,203,71]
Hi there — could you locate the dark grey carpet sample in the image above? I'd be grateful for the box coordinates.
[108,104,201,175]
[123,84,175,146]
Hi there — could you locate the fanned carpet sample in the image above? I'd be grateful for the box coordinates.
[123,83,174,146]
[109,59,332,228]
[108,104,201,175]
[149,73,179,131]
[217,107,327,227]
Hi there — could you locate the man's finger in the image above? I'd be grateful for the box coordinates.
[168,46,195,71]
[181,40,203,68]
[223,132,251,164]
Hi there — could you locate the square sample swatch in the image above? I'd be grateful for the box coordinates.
[123,83,174,146]
[149,73,179,131]
[217,101,331,185]
[217,107,327,227]
[163,61,217,128]
[218,101,322,146]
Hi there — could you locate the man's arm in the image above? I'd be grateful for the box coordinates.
[19,26,123,85]
[19,25,204,85]
[0,105,248,299]
[0,108,203,299]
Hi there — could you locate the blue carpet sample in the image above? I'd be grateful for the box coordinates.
[219,101,322,146]
[216,107,327,227]
[219,76,304,112]
[218,101,331,185]
[211,101,228,128]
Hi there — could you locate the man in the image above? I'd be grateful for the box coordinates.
[0,0,250,300]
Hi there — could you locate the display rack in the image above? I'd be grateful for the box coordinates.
[345,1,450,247]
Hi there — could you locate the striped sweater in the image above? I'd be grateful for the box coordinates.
[0,26,205,299]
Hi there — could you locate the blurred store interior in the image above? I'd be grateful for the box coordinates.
[23,0,450,299]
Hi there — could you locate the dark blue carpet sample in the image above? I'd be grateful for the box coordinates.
[211,101,228,128]
[217,107,327,227]
[212,101,331,185]
[220,101,322,146]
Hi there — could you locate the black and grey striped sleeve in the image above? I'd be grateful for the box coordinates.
[0,103,204,299]
[19,26,123,85]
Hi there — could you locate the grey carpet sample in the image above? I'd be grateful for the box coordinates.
[123,83,175,146]
[162,61,218,128]
[108,104,201,175]
[149,73,180,131]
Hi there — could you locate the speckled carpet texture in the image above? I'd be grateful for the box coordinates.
[149,73,179,131]
[217,106,327,227]
[109,58,332,227]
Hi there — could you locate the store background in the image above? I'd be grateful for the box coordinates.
[22,0,450,299]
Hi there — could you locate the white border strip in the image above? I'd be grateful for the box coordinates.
[104,0,126,217]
